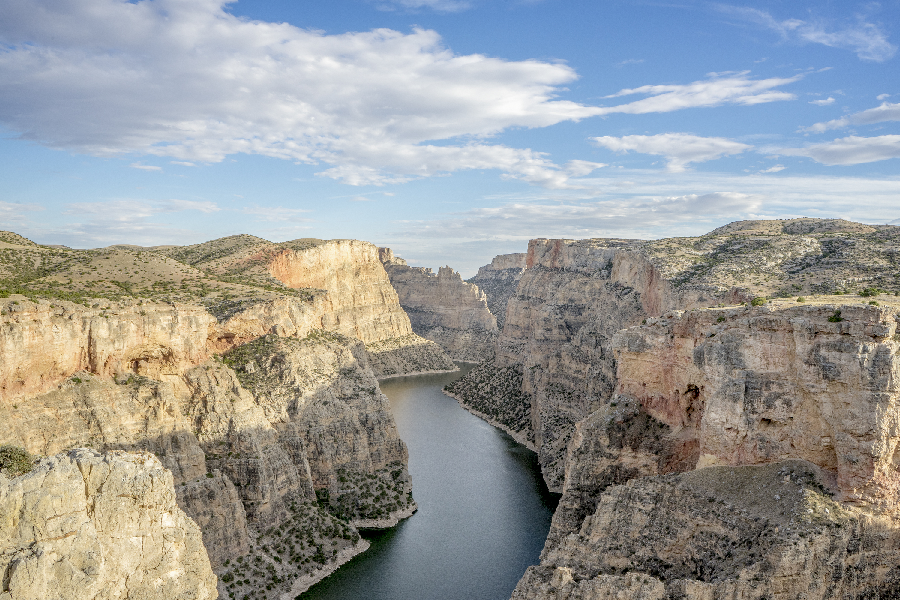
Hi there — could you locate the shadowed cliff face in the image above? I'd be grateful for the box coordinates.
[0,232,454,598]
[467,252,527,331]
[380,248,498,362]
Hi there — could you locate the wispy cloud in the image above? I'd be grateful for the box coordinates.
[759,164,785,173]
[717,5,897,62]
[241,205,312,222]
[374,0,471,12]
[780,135,900,165]
[809,97,835,106]
[130,162,162,171]
[592,133,751,172]
[803,102,900,133]
[595,72,800,115]
[0,201,44,223]
[614,58,645,68]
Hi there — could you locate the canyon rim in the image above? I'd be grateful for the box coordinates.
[0,218,898,599]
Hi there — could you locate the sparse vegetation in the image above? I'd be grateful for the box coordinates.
[0,445,34,477]
[828,310,844,323]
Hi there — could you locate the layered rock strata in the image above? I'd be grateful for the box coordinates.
[513,460,900,600]
[467,252,527,330]
[515,299,900,599]
[0,232,446,598]
[0,448,218,600]
[451,220,900,491]
[380,248,497,362]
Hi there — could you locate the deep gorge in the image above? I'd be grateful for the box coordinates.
[2,218,900,600]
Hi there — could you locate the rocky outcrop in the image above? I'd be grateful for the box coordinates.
[380,248,497,362]
[0,300,214,404]
[452,221,900,491]
[0,232,448,597]
[612,301,900,506]
[0,448,217,600]
[269,240,413,344]
[513,298,900,600]
[513,460,900,600]
[467,253,527,330]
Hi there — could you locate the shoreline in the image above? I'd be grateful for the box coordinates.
[280,539,371,600]
[377,367,459,381]
[352,501,418,530]
[442,390,537,452]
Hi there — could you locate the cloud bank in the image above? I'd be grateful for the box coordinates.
[803,102,900,133]
[0,0,805,188]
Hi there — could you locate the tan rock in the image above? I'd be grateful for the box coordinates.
[381,250,497,362]
[0,448,217,600]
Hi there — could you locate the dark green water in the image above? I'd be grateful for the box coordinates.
[301,366,558,600]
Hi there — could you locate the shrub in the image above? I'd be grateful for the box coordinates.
[751,297,766,306]
[716,316,726,323]
[828,310,843,323]
[0,445,33,477]
[869,301,879,306]
[859,287,882,297]
[797,296,805,302]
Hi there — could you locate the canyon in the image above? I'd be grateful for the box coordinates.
[2,218,900,599]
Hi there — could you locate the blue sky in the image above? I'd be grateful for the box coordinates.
[1,0,898,276]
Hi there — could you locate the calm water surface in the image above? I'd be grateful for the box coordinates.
[301,366,558,600]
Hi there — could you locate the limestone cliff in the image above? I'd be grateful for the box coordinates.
[0,448,217,600]
[514,298,900,600]
[0,231,445,597]
[467,252,527,330]
[513,461,900,600]
[380,248,497,362]
[450,220,900,491]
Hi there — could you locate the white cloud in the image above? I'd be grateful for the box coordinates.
[0,0,610,187]
[803,102,900,133]
[719,6,897,62]
[376,0,470,11]
[614,58,644,68]
[877,94,891,101]
[130,162,162,171]
[810,97,835,106]
[50,198,221,246]
[0,201,44,223]
[592,133,751,172]
[596,72,800,115]
[351,196,373,202]
[170,161,196,167]
[759,164,785,173]
[780,135,900,165]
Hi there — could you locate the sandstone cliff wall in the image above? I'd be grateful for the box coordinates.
[381,250,497,362]
[476,238,726,489]
[612,302,900,506]
[467,252,527,330]
[269,240,413,344]
[0,449,217,600]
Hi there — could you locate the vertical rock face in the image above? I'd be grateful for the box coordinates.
[514,461,900,600]
[612,302,900,506]
[481,239,721,490]
[0,232,451,597]
[0,449,218,600]
[380,249,498,362]
[268,240,413,344]
[0,301,214,405]
[467,252,527,330]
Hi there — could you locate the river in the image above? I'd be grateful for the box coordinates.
[301,365,558,600]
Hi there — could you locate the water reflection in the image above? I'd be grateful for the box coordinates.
[300,366,558,600]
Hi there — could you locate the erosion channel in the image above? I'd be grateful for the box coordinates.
[303,365,559,600]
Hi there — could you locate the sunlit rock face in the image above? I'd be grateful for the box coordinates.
[0,449,218,600]
[0,233,451,598]
[380,248,498,362]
